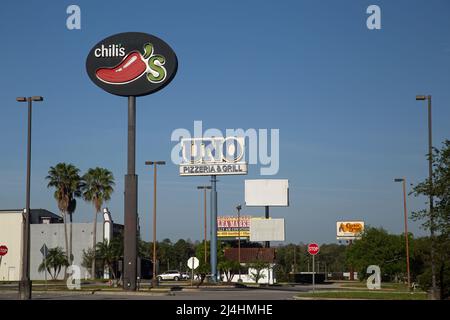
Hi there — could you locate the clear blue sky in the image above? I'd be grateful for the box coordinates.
[0,0,449,244]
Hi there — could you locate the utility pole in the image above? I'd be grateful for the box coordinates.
[145,161,166,288]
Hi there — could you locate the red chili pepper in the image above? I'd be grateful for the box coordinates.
[96,51,147,84]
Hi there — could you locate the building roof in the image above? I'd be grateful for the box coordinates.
[224,247,276,263]
[0,209,63,224]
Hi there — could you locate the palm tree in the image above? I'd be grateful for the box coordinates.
[82,167,115,279]
[38,247,70,280]
[96,240,119,279]
[46,163,82,265]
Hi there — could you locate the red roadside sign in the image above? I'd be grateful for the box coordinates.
[307,243,319,255]
[0,245,8,256]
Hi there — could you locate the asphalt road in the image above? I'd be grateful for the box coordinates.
[0,285,324,300]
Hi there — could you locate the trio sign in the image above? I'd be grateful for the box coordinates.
[179,137,248,176]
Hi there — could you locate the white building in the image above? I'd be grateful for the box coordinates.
[0,209,116,281]
[222,247,277,284]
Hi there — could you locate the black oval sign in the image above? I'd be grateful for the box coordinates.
[86,32,178,97]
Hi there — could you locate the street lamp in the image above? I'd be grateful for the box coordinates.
[416,94,438,298]
[197,186,211,264]
[145,160,165,288]
[236,204,242,282]
[16,96,43,300]
[394,178,411,291]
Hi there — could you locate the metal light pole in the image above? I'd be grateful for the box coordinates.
[16,96,43,300]
[236,204,242,282]
[210,175,218,282]
[394,178,411,291]
[197,186,211,264]
[416,94,438,299]
[145,161,165,288]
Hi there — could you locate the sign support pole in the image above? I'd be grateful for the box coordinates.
[123,96,138,291]
[264,206,270,248]
[312,254,315,293]
[210,175,218,282]
[44,255,47,291]
[191,259,194,287]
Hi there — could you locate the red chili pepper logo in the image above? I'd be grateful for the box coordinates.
[96,43,167,85]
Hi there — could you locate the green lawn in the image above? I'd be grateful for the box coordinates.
[335,281,416,292]
[296,290,427,300]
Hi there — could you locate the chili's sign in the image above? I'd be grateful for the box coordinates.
[86,32,178,97]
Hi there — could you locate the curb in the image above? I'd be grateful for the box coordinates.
[91,290,173,296]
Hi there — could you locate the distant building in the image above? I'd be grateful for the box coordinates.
[222,248,276,284]
[0,209,123,281]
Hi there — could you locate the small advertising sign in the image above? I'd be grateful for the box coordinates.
[217,216,251,239]
[336,221,365,240]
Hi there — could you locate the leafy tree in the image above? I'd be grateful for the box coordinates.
[139,239,151,259]
[46,163,82,265]
[81,248,103,276]
[81,167,115,279]
[412,235,450,299]
[317,243,347,273]
[157,238,174,272]
[410,139,450,298]
[192,241,227,285]
[81,248,94,270]
[173,239,195,272]
[274,243,310,281]
[218,259,241,282]
[346,227,409,281]
[38,247,70,280]
[195,263,210,287]
[248,260,269,284]
[411,139,450,236]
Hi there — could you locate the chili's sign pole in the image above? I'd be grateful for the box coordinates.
[86,32,177,291]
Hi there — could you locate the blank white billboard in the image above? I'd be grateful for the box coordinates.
[250,218,285,242]
[245,179,289,207]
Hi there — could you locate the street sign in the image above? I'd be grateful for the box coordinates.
[187,257,199,270]
[187,257,199,286]
[40,244,49,257]
[0,245,8,256]
[307,243,319,293]
[308,243,319,255]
